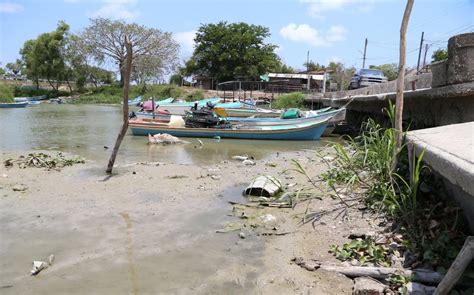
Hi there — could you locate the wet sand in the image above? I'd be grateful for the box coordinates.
[0,148,379,294]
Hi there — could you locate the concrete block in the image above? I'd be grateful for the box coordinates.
[431,60,448,88]
[447,32,474,85]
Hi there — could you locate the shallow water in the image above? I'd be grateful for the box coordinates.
[0,104,330,165]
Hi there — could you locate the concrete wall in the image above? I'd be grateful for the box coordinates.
[323,72,432,99]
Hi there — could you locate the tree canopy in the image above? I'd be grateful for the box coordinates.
[184,21,280,82]
[80,18,179,86]
[20,21,70,90]
[369,63,399,81]
[431,48,448,62]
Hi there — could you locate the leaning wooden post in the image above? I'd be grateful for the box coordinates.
[392,0,414,170]
[434,236,474,295]
[106,37,133,174]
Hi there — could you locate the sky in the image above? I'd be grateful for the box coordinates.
[0,0,473,74]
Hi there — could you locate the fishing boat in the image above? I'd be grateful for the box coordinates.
[0,101,29,108]
[227,108,346,136]
[216,107,281,118]
[27,101,41,106]
[128,96,142,106]
[129,117,329,141]
[14,95,48,102]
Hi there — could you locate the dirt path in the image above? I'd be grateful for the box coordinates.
[0,149,380,294]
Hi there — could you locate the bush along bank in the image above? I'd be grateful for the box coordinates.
[71,84,206,104]
[290,103,472,293]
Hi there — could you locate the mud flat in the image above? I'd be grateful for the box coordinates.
[0,149,380,294]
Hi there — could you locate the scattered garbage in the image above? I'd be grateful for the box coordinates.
[30,255,54,276]
[12,184,28,192]
[242,160,256,166]
[265,162,277,167]
[231,155,248,161]
[245,175,282,198]
[239,231,246,239]
[148,133,186,145]
[5,153,84,170]
[259,214,276,224]
[168,115,185,128]
[210,175,221,180]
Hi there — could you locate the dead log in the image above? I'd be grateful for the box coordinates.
[291,257,444,285]
[434,236,474,295]
[106,37,133,174]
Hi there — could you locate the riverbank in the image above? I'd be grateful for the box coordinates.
[0,148,383,294]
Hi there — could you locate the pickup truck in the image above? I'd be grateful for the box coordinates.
[349,69,388,89]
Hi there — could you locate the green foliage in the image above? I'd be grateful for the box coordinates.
[184,21,280,81]
[0,67,5,76]
[184,89,205,101]
[304,60,325,72]
[432,48,448,62]
[369,63,399,81]
[143,84,184,100]
[72,85,141,104]
[329,236,397,267]
[8,152,84,170]
[272,92,305,109]
[13,86,68,99]
[0,84,15,102]
[20,21,70,90]
[327,62,355,91]
[169,74,183,85]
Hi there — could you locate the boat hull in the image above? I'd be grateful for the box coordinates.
[14,95,48,102]
[129,119,329,141]
[0,101,29,108]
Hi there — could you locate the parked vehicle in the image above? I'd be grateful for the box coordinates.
[349,69,388,89]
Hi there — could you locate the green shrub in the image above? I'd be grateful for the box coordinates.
[0,84,15,103]
[13,86,70,99]
[184,89,205,101]
[144,84,185,99]
[72,85,142,104]
[272,92,306,109]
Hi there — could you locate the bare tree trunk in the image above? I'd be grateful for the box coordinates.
[392,0,414,170]
[106,38,133,174]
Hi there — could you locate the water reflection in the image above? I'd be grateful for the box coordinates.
[0,104,332,165]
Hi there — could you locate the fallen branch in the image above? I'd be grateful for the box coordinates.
[292,257,444,285]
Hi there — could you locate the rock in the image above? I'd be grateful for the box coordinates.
[231,155,248,161]
[265,162,277,167]
[353,277,387,295]
[405,282,436,295]
[239,231,246,239]
[30,261,49,275]
[12,184,28,192]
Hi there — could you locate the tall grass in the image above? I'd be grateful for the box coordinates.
[0,84,14,103]
[272,92,306,109]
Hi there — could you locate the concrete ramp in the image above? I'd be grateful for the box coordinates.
[407,122,474,230]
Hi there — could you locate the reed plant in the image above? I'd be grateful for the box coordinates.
[0,84,15,103]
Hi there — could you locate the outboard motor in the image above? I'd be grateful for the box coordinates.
[128,111,136,119]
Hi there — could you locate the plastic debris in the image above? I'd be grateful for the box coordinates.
[245,175,282,197]
[231,155,248,161]
[12,184,28,192]
[148,133,186,145]
[30,261,48,275]
[243,160,256,166]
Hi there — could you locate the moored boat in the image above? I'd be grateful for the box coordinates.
[129,117,329,141]
[127,96,142,106]
[0,101,29,108]
[14,95,48,102]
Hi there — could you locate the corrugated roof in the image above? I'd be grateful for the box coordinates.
[268,73,324,80]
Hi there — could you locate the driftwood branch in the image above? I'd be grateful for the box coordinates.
[434,236,474,295]
[292,257,444,285]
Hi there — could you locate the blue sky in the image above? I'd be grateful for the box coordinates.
[1,0,473,73]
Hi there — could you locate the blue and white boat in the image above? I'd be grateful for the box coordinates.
[14,95,48,102]
[129,117,329,141]
[0,101,29,108]
[128,96,142,106]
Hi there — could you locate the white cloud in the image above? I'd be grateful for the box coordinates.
[0,2,23,13]
[91,0,139,21]
[174,31,196,53]
[302,0,375,18]
[279,23,347,47]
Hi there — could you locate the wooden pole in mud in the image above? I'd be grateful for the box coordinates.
[106,37,133,174]
[393,0,414,170]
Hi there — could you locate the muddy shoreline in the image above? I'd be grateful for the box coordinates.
[0,149,380,294]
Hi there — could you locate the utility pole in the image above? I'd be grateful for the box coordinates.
[306,51,310,90]
[362,38,368,68]
[416,31,424,73]
[422,43,429,69]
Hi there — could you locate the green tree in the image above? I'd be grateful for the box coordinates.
[6,59,23,76]
[303,60,325,72]
[431,48,448,62]
[80,18,179,87]
[327,62,355,91]
[0,67,5,76]
[369,63,398,81]
[20,21,70,90]
[184,21,280,83]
